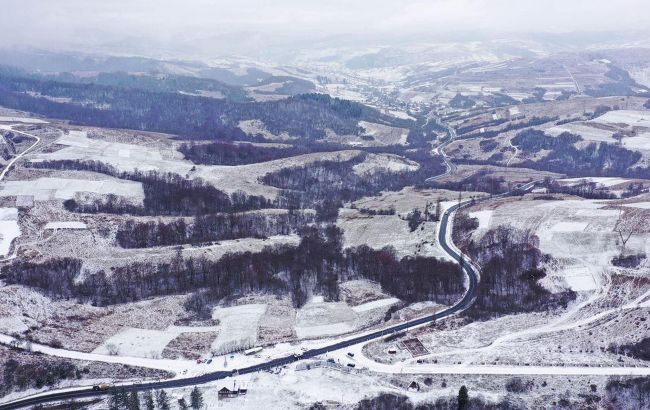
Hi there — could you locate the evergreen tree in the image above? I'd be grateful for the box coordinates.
[128,391,141,410]
[190,386,204,409]
[458,385,469,410]
[156,390,171,410]
[143,390,155,410]
[118,388,129,410]
[178,398,189,410]
[108,389,121,410]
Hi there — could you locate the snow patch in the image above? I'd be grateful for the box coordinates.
[0,207,20,256]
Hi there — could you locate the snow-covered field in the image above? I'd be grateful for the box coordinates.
[295,295,399,339]
[468,196,650,292]
[548,110,650,152]
[0,116,48,124]
[93,328,181,359]
[0,177,144,201]
[295,297,355,338]
[594,110,650,128]
[546,122,615,142]
[358,121,410,145]
[211,304,267,353]
[352,153,419,175]
[468,209,492,231]
[558,177,629,188]
[623,201,650,209]
[43,221,88,230]
[34,130,361,198]
[338,210,449,260]
[0,207,20,256]
[238,120,295,140]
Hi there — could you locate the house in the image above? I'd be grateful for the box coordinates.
[218,387,239,399]
[218,385,248,399]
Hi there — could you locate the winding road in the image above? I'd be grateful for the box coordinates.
[1,201,484,410]
[0,126,41,262]
[0,126,41,182]
[0,120,516,409]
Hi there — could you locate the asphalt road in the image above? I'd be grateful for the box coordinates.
[1,198,481,410]
[0,120,496,409]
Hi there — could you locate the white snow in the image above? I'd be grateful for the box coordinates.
[0,316,29,333]
[358,121,410,145]
[469,210,493,231]
[352,153,419,175]
[0,116,48,124]
[593,110,650,127]
[295,322,355,338]
[0,207,20,256]
[35,130,360,199]
[622,134,650,150]
[0,177,144,201]
[43,221,88,230]
[295,298,355,339]
[622,201,650,209]
[211,304,267,352]
[351,297,399,313]
[550,221,588,232]
[93,327,179,359]
[560,266,598,292]
[559,177,628,188]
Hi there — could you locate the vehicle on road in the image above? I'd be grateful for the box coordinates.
[244,347,263,356]
[92,384,112,392]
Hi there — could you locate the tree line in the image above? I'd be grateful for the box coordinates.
[3,226,463,309]
[178,140,312,165]
[31,160,272,216]
[106,386,203,410]
[0,70,410,141]
[264,151,446,221]
[115,210,314,248]
[462,226,576,317]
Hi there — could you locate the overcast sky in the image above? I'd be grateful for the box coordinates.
[2,0,648,56]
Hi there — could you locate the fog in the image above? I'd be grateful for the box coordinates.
[2,0,649,58]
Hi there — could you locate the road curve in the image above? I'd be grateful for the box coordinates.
[1,199,481,410]
[0,127,41,182]
[0,126,41,263]
[0,121,483,410]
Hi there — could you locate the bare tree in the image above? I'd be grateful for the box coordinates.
[614,208,638,250]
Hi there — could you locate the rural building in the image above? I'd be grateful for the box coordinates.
[218,384,248,399]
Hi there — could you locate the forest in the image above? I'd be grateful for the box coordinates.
[541,178,616,199]
[264,150,446,220]
[31,160,272,216]
[0,69,410,140]
[456,224,576,317]
[115,210,314,248]
[458,116,558,139]
[178,140,312,165]
[430,170,509,194]
[2,226,463,309]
